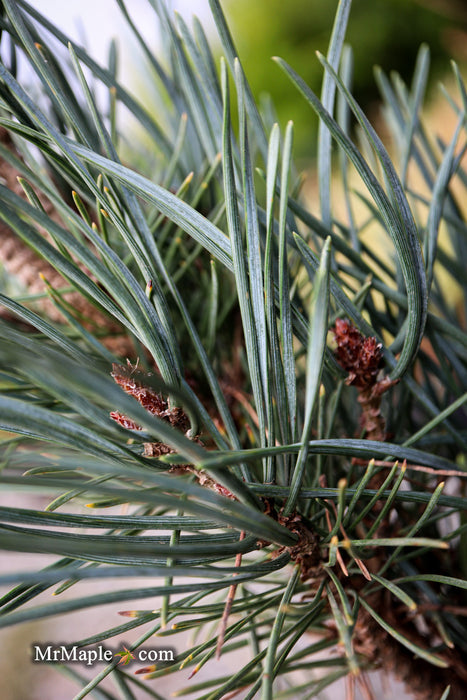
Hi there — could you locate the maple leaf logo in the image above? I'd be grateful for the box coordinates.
[115,646,135,666]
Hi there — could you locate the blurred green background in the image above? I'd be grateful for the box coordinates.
[223,0,467,157]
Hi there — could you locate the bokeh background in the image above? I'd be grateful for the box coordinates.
[19,0,467,158]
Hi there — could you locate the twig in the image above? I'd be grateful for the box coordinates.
[216,531,245,659]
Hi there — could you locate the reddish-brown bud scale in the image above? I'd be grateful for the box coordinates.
[333,318,383,389]
[110,362,189,432]
[332,319,397,443]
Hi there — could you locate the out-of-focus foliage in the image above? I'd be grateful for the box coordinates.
[225,0,467,155]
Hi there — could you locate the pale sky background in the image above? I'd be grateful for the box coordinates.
[26,0,217,88]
